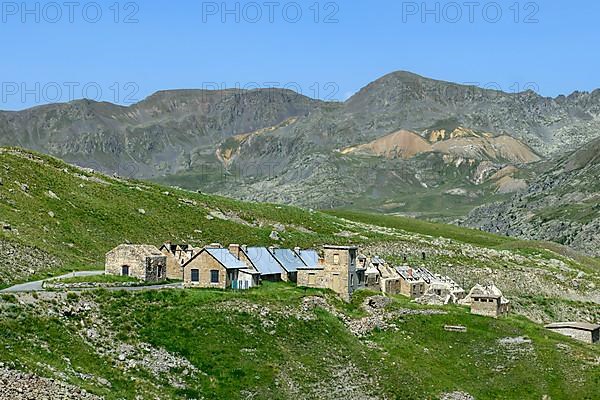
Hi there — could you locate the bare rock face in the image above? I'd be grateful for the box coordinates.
[0,367,103,399]
[461,136,600,257]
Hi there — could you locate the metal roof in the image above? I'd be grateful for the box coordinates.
[395,266,435,283]
[371,256,385,265]
[297,250,321,269]
[545,322,600,331]
[205,248,248,269]
[271,249,305,273]
[245,247,286,276]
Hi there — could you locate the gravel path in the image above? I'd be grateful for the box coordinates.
[0,271,182,293]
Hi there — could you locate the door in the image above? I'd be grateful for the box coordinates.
[332,273,340,292]
[122,265,130,276]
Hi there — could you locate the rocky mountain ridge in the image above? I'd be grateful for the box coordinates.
[461,136,600,257]
[2,71,600,214]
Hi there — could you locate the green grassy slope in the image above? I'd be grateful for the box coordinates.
[0,285,598,400]
[329,210,600,272]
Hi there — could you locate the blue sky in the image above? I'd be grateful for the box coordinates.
[1,0,599,110]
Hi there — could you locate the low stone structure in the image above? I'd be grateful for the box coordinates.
[297,245,366,300]
[461,284,510,318]
[105,244,167,282]
[419,274,466,305]
[545,322,600,344]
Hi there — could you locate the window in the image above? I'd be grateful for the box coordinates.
[333,254,340,265]
[308,273,316,285]
[191,269,199,282]
[122,265,130,276]
[158,267,163,279]
[210,270,220,283]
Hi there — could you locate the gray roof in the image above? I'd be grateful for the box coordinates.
[205,248,247,269]
[245,247,286,276]
[395,266,435,283]
[371,256,385,265]
[271,249,305,273]
[545,322,600,332]
[297,250,321,269]
[324,245,358,250]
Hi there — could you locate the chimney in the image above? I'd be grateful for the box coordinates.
[268,246,275,254]
[229,244,241,258]
[408,268,413,278]
[208,243,223,249]
[294,247,301,254]
[241,245,248,253]
[318,257,325,265]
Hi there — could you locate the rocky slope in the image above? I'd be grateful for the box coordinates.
[0,89,320,178]
[0,289,598,400]
[2,71,600,214]
[461,137,600,257]
[0,366,102,400]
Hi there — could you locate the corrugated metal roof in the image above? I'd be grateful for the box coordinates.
[206,248,247,269]
[245,247,285,275]
[272,249,305,273]
[297,250,321,268]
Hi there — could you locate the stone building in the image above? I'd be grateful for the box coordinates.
[461,284,510,318]
[297,245,366,300]
[159,243,198,280]
[105,244,167,282]
[418,274,466,305]
[364,256,400,293]
[545,322,600,344]
[395,266,431,298]
[182,246,258,290]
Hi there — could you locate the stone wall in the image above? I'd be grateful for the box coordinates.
[105,246,167,282]
[297,269,327,289]
[471,298,505,318]
[547,327,597,344]
[163,251,183,280]
[145,256,168,281]
[398,279,426,298]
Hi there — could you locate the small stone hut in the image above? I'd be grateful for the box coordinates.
[105,244,167,282]
[461,284,510,318]
[545,322,600,344]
